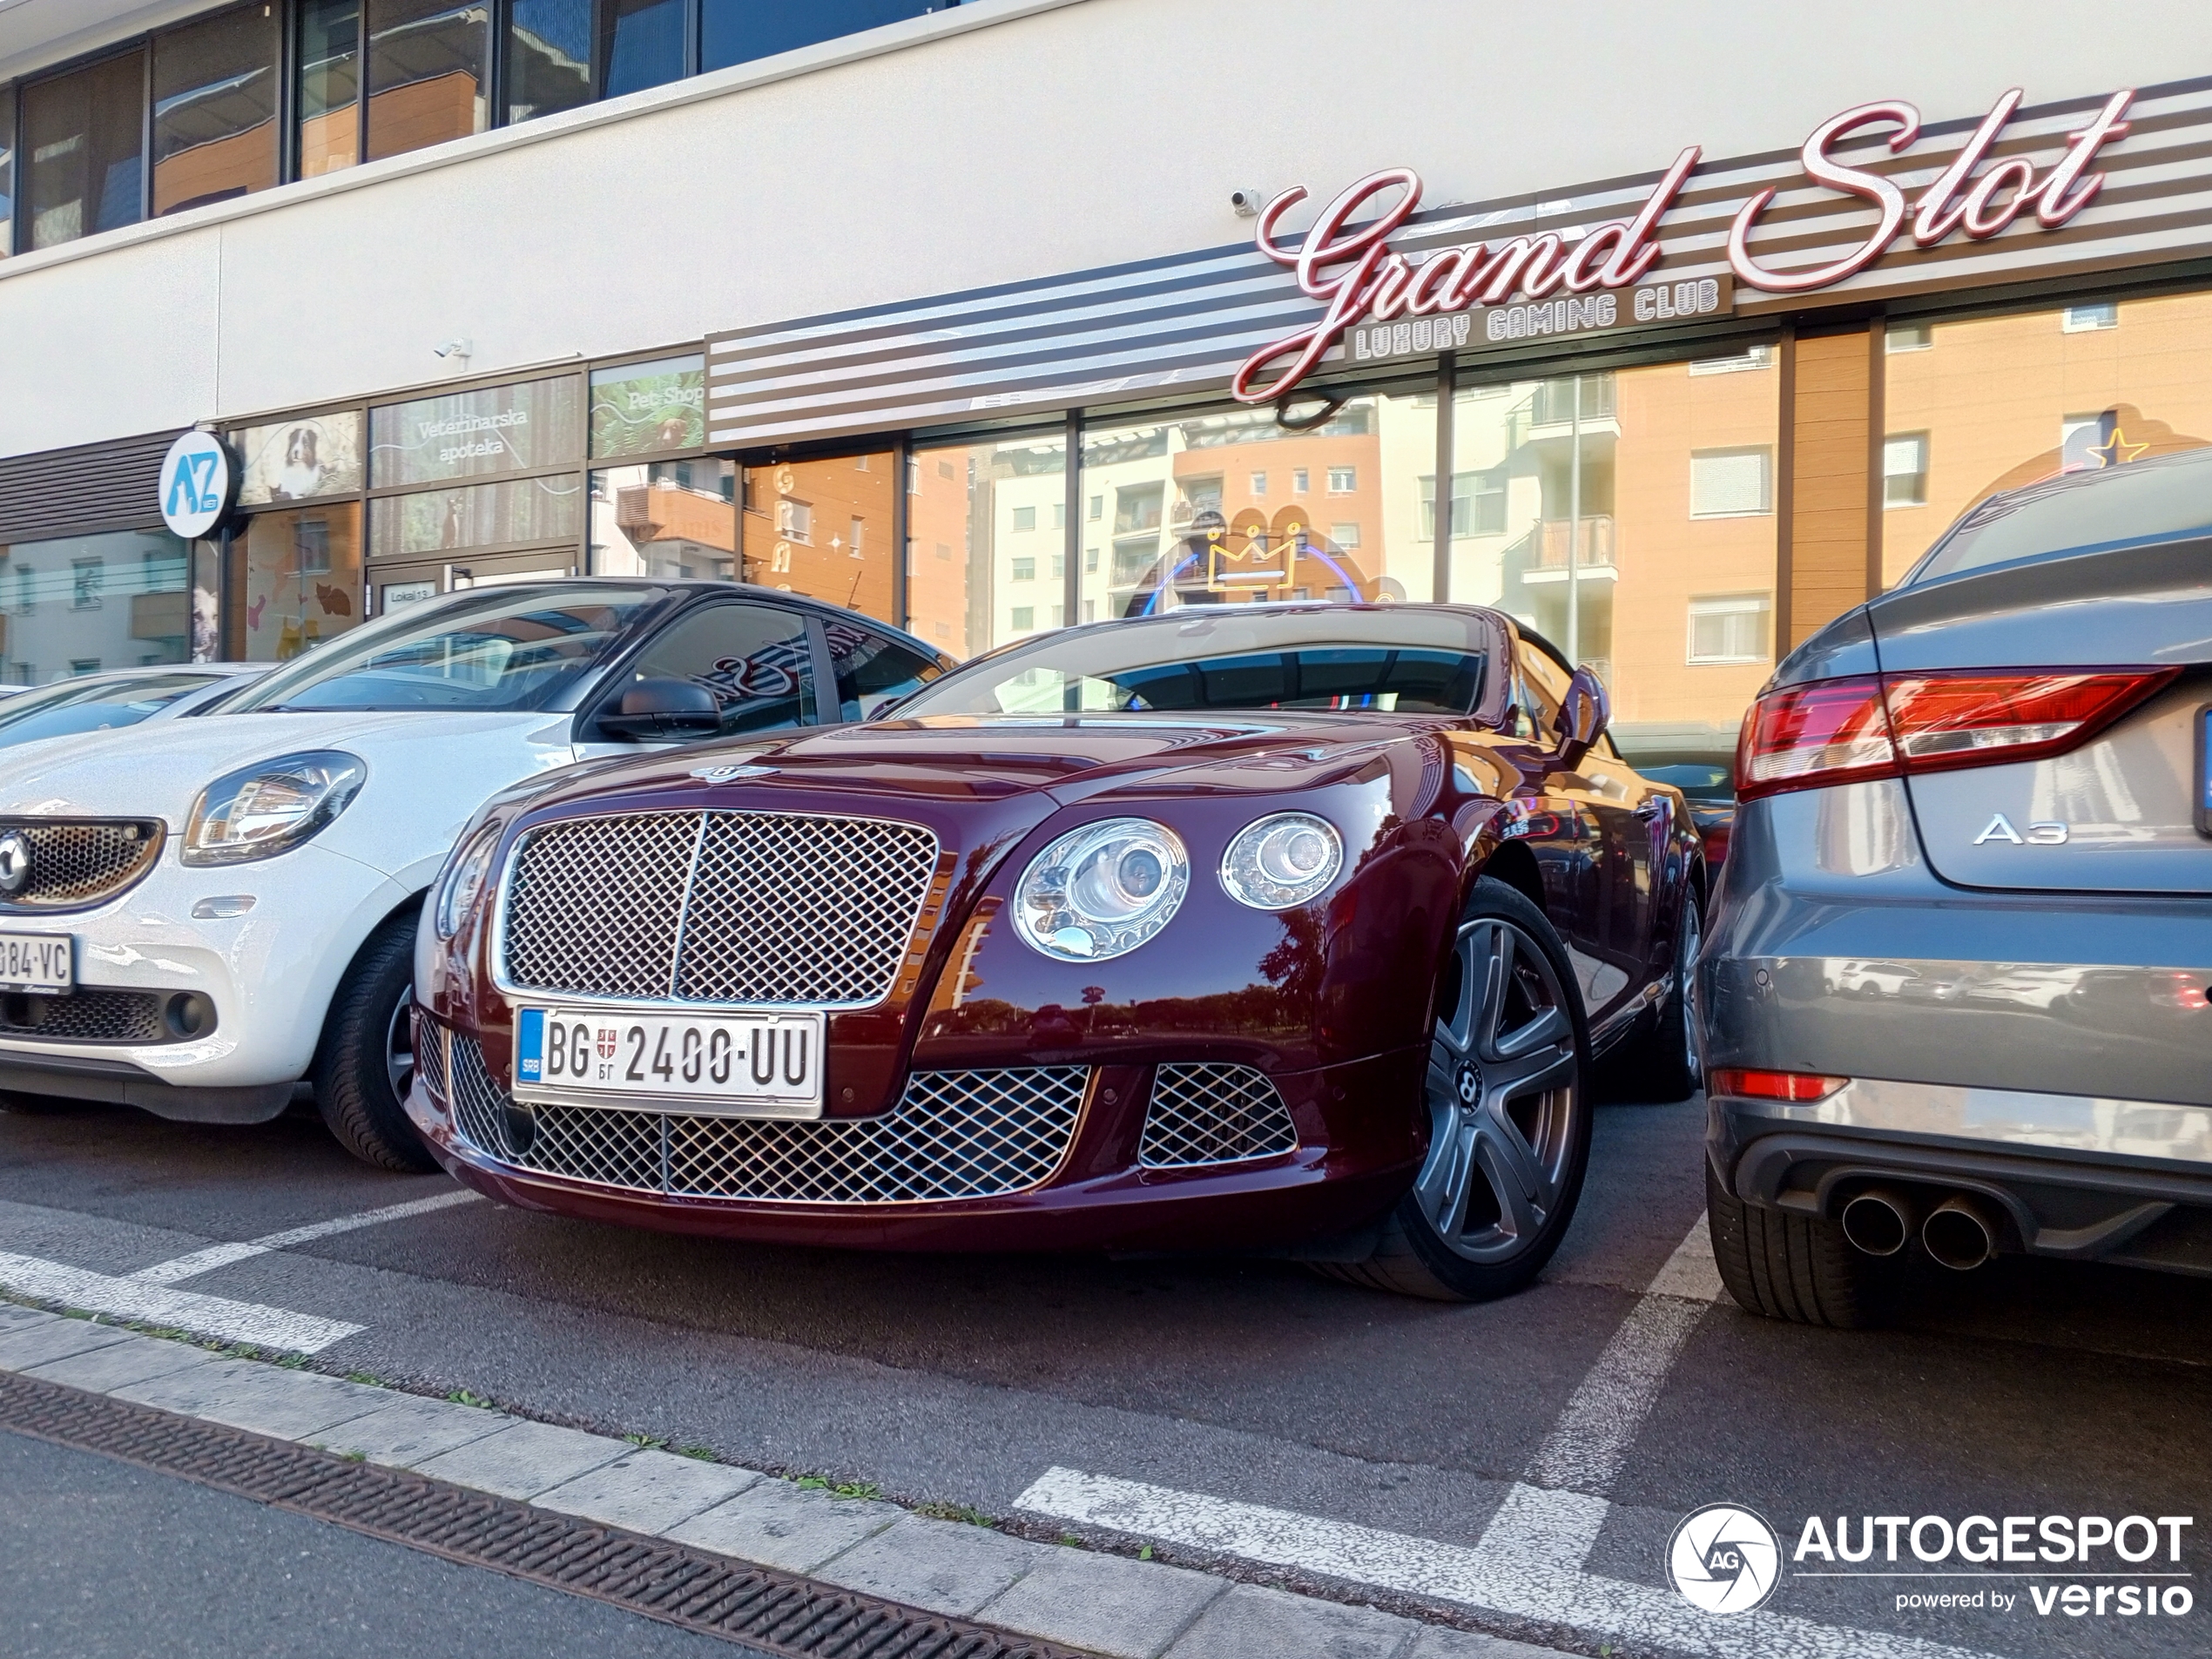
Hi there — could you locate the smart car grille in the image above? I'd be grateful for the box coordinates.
[1139,1063,1298,1169]
[0,819,164,912]
[0,988,165,1044]
[498,810,939,1008]
[442,1030,1085,1204]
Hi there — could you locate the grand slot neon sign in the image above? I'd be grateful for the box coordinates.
[1233,88,2135,404]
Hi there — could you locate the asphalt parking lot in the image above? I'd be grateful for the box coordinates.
[2,1091,2207,1659]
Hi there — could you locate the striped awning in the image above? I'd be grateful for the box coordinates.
[708,74,2212,449]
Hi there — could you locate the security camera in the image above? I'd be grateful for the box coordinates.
[433,337,474,360]
[1230,188,1264,218]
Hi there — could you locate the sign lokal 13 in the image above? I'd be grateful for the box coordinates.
[1234,87,2135,405]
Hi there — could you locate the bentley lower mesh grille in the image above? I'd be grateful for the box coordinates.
[444,1032,1084,1204]
[1139,1063,1298,1168]
[499,810,938,1008]
[0,988,165,1044]
[0,819,163,911]
[413,1009,448,1103]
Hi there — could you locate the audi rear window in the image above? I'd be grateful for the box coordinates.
[1910,444,2212,584]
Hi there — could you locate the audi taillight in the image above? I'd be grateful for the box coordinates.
[1736,667,2177,802]
[1710,1068,1847,1103]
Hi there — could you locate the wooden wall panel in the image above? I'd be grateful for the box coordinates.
[1784,330,1873,650]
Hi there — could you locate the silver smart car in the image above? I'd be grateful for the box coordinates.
[1700,446,2212,1325]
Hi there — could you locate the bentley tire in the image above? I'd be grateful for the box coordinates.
[1320,876,1593,1303]
[1705,1160,1901,1328]
[314,915,438,1172]
[1608,884,1703,1104]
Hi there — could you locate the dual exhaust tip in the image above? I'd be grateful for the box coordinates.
[1840,1185,2000,1271]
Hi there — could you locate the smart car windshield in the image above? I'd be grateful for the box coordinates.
[894,607,1491,717]
[226,586,666,713]
[0,671,230,749]
[1909,445,2212,583]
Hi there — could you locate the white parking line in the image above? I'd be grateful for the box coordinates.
[0,1251,363,1353]
[127,1190,482,1286]
[1017,1212,2001,1659]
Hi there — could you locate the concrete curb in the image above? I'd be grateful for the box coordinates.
[0,1303,1565,1659]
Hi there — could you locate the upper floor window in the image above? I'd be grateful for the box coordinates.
[0,84,17,257]
[23,50,147,250]
[295,0,361,177]
[366,0,490,161]
[509,0,594,124]
[2062,302,2120,333]
[154,5,280,217]
[702,1,945,72]
[1689,448,1773,518]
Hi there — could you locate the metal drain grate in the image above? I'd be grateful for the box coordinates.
[0,1367,1079,1659]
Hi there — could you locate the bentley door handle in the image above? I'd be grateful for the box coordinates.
[1635,799,1667,820]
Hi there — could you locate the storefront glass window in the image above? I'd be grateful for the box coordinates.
[0,84,16,258]
[0,529,192,683]
[230,502,364,660]
[508,0,593,124]
[23,50,148,250]
[701,1,938,71]
[590,355,706,456]
[152,4,280,216]
[904,434,1066,658]
[1879,292,2212,586]
[602,0,686,98]
[740,453,895,623]
[369,374,583,485]
[1446,356,1780,764]
[236,410,366,504]
[590,460,736,578]
[365,0,489,162]
[295,0,361,176]
[368,475,584,558]
[1078,396,1434,626]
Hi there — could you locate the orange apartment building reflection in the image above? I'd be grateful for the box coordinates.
[743,456,896,621]
[1880,292,2212,585]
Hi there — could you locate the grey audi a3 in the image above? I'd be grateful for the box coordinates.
[1700,446,2212,1325]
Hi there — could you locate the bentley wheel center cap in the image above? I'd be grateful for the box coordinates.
[1455,1062,1482,1107]
[0,832,32,895]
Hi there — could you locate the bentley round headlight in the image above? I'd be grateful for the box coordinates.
[433,823,504,940]
[1219,812,1344,909]
[1014,818,1189,961]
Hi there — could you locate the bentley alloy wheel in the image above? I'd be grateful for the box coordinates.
[1320,877,1592,1302]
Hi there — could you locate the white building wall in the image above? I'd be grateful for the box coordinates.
[2,0,2207,458]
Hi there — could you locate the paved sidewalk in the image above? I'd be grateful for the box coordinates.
[0,1302,1562,1659]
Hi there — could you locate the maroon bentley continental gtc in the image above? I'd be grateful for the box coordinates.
[408,603,1703,1300]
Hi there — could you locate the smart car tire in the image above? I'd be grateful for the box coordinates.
[1705,1161,1901,1328]
[314,915,437,1172]
[1320,877,1593,1302]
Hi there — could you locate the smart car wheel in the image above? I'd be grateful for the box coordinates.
[313,915,438,1172]
[1322,877,1592,1302]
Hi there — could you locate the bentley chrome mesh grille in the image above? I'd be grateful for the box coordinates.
[0,819,164,911]
[1139,1063,1298,1169]
[413,1010,448,1103]
[499,810,938,1008]
[445,1033,1083,1204]
[0,988,165,1044]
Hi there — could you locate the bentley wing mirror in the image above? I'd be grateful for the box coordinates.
[1551,665,1610,771]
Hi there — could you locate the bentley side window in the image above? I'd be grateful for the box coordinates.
[827,621,941,721]
[613,603,818,738]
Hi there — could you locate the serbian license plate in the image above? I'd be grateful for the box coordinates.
[0,932,71,994]
[511,1007,824,1118]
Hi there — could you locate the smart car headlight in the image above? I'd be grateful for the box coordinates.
[433,822,504,940]
[181,751,366,867]
[1219,812,1344,909]
[1014,817,1189,961]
